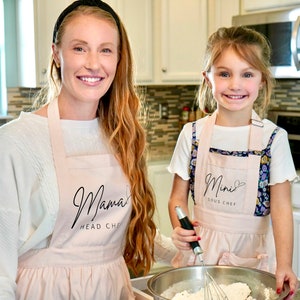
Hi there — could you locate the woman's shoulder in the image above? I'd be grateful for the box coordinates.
[1,112,47,134]
[0,112,49,150]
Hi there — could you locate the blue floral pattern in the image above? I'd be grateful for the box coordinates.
[189,122,279,216]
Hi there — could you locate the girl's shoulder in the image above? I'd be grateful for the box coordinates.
[181,116,208,134]
[262,118,287,138]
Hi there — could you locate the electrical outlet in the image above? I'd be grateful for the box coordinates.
[159,103,169,119]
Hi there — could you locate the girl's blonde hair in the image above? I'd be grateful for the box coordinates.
[34,5,156,276]
[198,26,275,117]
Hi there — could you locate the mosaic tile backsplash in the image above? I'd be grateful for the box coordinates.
[5,79,300,160]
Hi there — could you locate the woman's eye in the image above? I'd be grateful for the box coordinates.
[74,47,84,52]
[102,48,112,54]
[243,72,253,78]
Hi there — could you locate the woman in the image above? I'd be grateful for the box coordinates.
[0,1,156,299]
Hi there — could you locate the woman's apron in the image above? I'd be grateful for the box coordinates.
[16,99,135,300]
[194,110,275,271]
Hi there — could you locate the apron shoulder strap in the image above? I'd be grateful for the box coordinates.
[189,121,198,204]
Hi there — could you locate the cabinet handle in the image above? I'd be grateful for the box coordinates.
[41,68,47,75]
[161,68,167,73]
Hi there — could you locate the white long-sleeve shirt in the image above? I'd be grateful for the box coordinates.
[0,112,177,299]
[0,112,109,297]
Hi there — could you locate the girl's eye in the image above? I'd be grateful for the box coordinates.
[243,72,253,78]
[219,71,230,78]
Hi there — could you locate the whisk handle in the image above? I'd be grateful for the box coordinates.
[175,206,203,256]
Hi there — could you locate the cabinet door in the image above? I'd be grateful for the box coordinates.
[34,0,73,86]
[160,0,207,83]
[148,163,174,236]
[106,0,153,83]
[208,0,240,35]
[17,0,72,87]
[293,211,300,278]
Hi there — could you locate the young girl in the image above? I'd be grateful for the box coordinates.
[168,26,299,297]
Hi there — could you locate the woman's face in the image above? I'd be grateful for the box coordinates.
[52,13,119,116]
[204,47,263,117]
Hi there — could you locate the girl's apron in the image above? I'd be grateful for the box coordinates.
[172,111,275,272]
[16,99,135,300]
[194,110,275,271]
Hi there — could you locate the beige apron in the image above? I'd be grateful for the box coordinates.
[194,110,275,271]
[172,111,275,272]
[16,99,135,300]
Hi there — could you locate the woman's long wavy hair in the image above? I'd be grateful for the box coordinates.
[33,5,156,276]
[198,26,275,118]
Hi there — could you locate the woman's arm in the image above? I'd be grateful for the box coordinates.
[0,150,20,299]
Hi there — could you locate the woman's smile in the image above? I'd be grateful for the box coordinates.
[78,76,104,84]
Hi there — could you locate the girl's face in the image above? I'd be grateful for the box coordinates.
[52,14,119,117]
[204,47,263,116]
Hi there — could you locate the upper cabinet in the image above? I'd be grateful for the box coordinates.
[208,0,240,35]
[16,0,241,87]
[108,0,208,84]
[106,0,208,84]
[242,0,300,12]
[158,0,207,83]
[105,0,153,83]
[17,0,72,87]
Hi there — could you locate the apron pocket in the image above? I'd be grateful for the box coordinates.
[218,252,269,271]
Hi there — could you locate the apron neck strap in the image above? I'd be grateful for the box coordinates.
[206,110,263,151]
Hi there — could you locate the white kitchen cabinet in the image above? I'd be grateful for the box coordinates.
[105,0,153,83]
[158,0,207,83]
[17,0,72,87]
[293,210,300,278]
[109,0,207,84]
[148,160,194,238]
[148,161,174,237]
[207,0,240,35]
[242,0,300,12]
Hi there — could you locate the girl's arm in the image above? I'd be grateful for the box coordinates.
[168,174,199,251]
[270,180,299,297]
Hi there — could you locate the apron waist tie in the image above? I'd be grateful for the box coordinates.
[195,206,270,234]
[19,244,123,267]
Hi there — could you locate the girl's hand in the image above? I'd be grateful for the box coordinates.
[171,222,201,251]
[275,267,299,299]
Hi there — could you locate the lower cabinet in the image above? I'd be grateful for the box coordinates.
[293,210,300,278]
[148,161,174,237]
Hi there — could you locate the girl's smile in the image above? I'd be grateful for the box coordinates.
[204,47,263,120]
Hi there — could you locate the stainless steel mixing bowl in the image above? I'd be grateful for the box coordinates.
[147,265,290,299]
